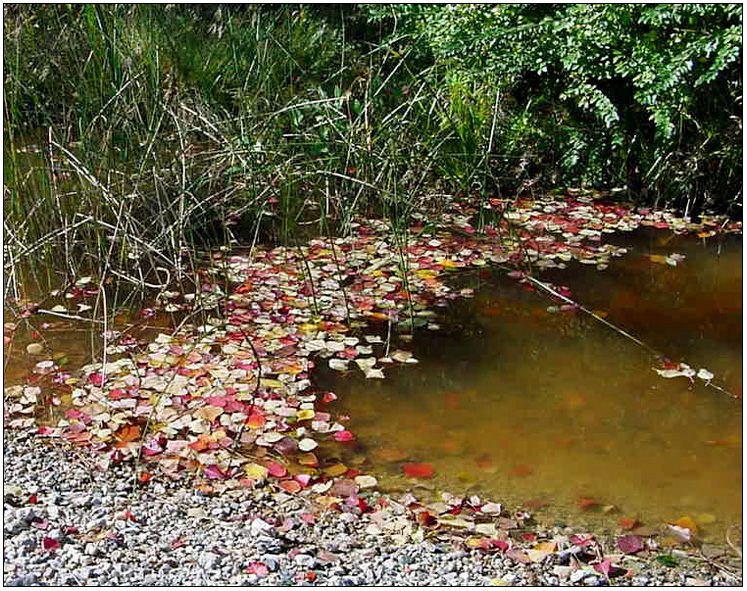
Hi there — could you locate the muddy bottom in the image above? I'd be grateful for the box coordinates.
[317,228,742,544]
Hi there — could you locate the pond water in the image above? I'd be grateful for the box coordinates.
[4,225,741,545]
[315,227,742,543]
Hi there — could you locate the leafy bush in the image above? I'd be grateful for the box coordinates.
[365,4,742,213]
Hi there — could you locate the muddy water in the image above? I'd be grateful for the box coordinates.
[317,228,742,543]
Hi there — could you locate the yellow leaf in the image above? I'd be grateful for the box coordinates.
[323,463,348,477]
[244,463,269,479]
[260,378,284,389]
[296,409,315,421]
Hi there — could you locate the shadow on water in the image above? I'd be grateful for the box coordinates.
[316,227,742,543]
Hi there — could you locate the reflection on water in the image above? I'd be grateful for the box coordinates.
[317,228,742,542]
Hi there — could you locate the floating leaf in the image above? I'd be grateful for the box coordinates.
[618,517,642,531]
[204,464,229,479]
[298,438,318,452]
[296,409,315,421]
[278,479,301,494]
[194,405,223,422]
[696,368,714,381]
[656,555,678,567]
[294,474,312,488]
[245,413,266,429]
[354,475,378,488]
[334,430,355,442]
[329,358,349,371]
[298,453,319,467]
[245,562,269,577]
[115,425,141,443]
[402,462,435,479]
[244,463,269,480]
[265,462,287,478]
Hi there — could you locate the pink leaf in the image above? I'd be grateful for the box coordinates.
[204,464,228,479]
[294,474,312,488]
[334,430,355,442]
[245,562,269,577]
[594,559,612,577]
[617,534,644,554]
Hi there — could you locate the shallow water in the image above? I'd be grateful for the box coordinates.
[316,228,742,542]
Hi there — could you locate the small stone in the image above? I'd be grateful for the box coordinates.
[294,553,316,568]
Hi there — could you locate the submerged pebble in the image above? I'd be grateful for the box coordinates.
[2,428,741,586]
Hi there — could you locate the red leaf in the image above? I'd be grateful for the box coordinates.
[265,462,287,478]
[88,372,107,387]
[138,472,153,484]
[416,511,438,527]
[42,537,60,551]
[578,496,599,510]
[490,540,510,552]
[618,517,641,531]
[334,430,355,442]
[28,495,38,504]
[402,462,435,479]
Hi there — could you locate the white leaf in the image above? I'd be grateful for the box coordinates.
[298,438,318,452]
[329,358,349,371]
[696,368,714,381]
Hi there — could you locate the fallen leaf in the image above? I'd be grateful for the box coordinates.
[334,430,355,442]
[617,534,644,554]
[403,462,435,479]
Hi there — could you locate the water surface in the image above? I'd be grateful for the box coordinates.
[317,228,742,542]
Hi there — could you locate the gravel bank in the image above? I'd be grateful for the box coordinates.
[4,428,742,586]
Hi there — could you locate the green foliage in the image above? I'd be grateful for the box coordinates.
[3,3,742,294]
[365,3,742,212]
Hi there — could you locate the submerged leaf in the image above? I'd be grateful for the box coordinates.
[617,534,644,554]
[403,462,435,479]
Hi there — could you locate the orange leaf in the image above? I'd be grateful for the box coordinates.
[671,516,697,532]
[278,479,301,494]
[509,464,533,477]
[298,453,319,467]
[374,447,408,462]
[578,496,599,511]
[402,462,435,479]
[245,412,266,430]
[619,517,641,531]
[115,425,141,443]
